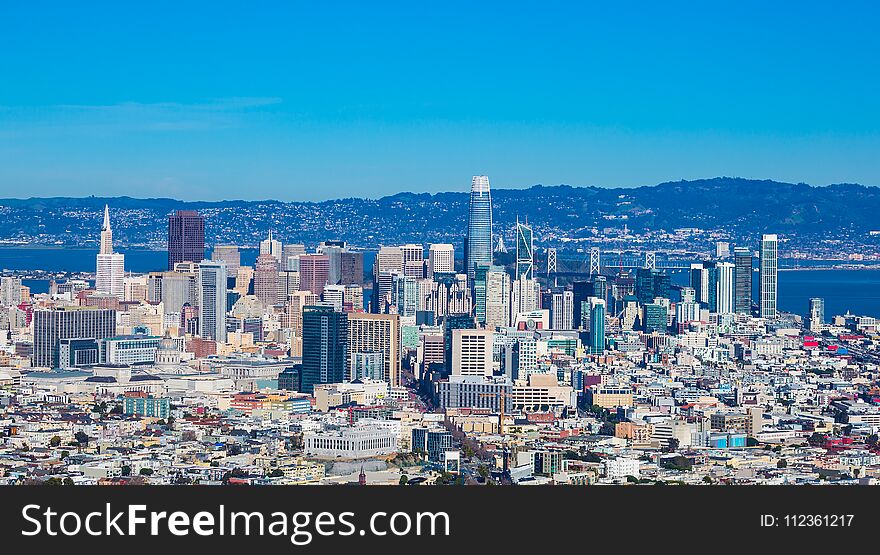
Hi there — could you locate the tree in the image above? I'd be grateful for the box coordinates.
[268,468,285,478]
[74,431,89,446]
[399,475,409,485]
[121,465,132,476]
[808,432,826,446]
[665,438,680,453]
[139,467,154,476]
[63,478,75,486]
[777,458,788,469]
[867,434,879,448]
[60,450,69,460]
[50,435,62,447]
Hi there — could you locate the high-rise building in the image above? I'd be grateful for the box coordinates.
[510,278,539,323]
[167,210,205,270]
[198,260,227,342]
[485,267,511,330]
[550,291,575,330]
[572,281,592,329]
[515,219,534,280]
[254,253,280,306]
[443,313,476,372]
[589,298,606,355]
[339,251,364,285]
[301,305,348,394]
[347,313,400,385]
[391,274,419,317]
[689,262,718,311]
[733,247,753,315]
[322,284,346,312]
[760,234,778,319]
[212,245,241,278]
[0,276,22,307]
[808,297,824,332]
[466,175,493,279]
[643,302,667,334]
[283,290,320,340]
[400,244,424,268]
[715,262,735,314]
[635,268,670,305]
[33,307,116,368]
[427,243,454,279]
[299,254,330,296]
[95,205,125,299]
[451,329,493,376]
[473,264,509,328]
[282,243,306,272]
[259,230,282,264]
[277,270,300,304]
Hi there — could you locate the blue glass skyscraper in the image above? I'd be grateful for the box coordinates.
[589,300,605,355]
[466,175,493,279]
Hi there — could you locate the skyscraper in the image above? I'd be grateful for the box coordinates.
[347,313,400,385]
[212,245,241,278]
[484,267,511,330]
[515,219,534,280]
[715,262,735,314]
[589,298,606,355]
[443,313,476,372]
[510,277,539,322]
[198,260,227,342]
[466,175,493,279]
[254,253,280,306]
[550,291,574,330]
[808,297,824,332]
[760,234,778,319]
[427,244,454,279]
[95,205,125,299]
[635,268,670,305]
[259,230,282,263]
[299,254,330,296]
[167,210,205,270]
[733,247,753,315]
[301,304,348,394]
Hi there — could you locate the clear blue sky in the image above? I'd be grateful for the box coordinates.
[1,1,878,201]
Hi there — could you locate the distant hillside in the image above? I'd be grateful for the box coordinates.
[0,178,877,252]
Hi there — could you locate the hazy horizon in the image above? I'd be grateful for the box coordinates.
[2,2,878,201]
[0,175,877,204]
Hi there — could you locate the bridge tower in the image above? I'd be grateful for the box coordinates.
[589,247,600,276]
[645,251,656,270]
[547,248,557,287]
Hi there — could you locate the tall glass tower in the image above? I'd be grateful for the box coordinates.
[466,175,493,279]
[515,218,534,280]
[733,246,753,315]
[198,260,227,343]
[760,234,778,319]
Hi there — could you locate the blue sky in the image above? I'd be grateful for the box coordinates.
[0,1,878,201]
